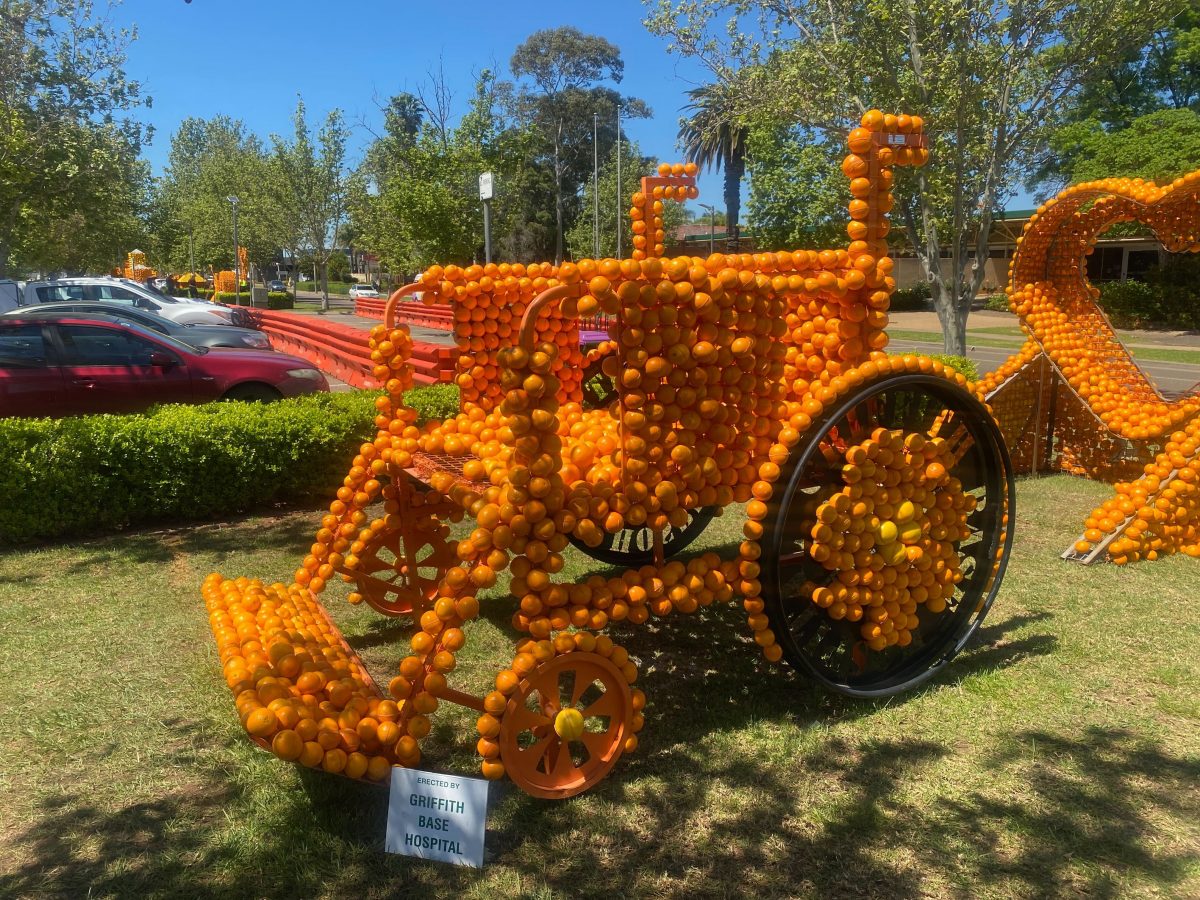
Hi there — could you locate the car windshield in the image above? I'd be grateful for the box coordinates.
[115,320,208,355]
[120,279,180,303]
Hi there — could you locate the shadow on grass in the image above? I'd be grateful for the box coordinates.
[2,726,1194,898]
[0,513,319,586]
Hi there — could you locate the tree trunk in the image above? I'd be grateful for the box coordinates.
[554,120,564,265]
[724,149,744,253]
[0,239,9,280]
[931,277,968,355]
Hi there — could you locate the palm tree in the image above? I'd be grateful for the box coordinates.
[678,85,750,253]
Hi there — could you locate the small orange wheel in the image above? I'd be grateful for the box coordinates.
[341,514,456,617]
[499,651,633,799]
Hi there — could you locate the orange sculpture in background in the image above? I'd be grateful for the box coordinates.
[983,177,1200,563]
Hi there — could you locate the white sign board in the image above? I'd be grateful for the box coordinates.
[385,768,489,868]
[479,171,494,201]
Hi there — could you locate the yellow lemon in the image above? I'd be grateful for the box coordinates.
[877,520,899,543]
[899,522,923,544]
[881,541,907,566]
[554,708,585,741]
[895,500,916,523]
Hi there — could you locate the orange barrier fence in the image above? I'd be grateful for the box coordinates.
[356,297,454,330]
[353,296,386,318]
[358,296,614,341]
[251,310,454,387]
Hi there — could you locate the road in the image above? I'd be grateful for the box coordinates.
[887,338,1200,396]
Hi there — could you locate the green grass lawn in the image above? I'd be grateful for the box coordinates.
[1,475,1197,898]
[889,327,1200,366]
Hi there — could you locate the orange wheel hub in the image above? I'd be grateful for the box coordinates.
[343,514,456,617]
[499,651,632,799]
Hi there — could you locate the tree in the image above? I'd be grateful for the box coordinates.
[678,84,749,251]
[155,116,286,279]
[0,0,150,276]
[510,27,649,263]
[270,98,350,310]
[1049,108,1200,183]
[746,123,846,249]
[566,139,687,259]
[646,0,1180,353]
[1033,2,1200,189]
[353,74,503,274]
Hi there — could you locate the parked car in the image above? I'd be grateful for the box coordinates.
[267,280,287,293]
[0,315,328,417]
[126,279,253,327]
[23,278,245,327]
[348,283,381,299]
[3,302,272,350]
[0,280,19,313]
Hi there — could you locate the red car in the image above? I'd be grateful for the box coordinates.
[0,314,329,417]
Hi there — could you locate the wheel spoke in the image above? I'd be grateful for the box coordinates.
[516,732,555,768]
[580,690,621,719]
[549,739,579,780]
[579,729,617,763]
[508,705,551,734]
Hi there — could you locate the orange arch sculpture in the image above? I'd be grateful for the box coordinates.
[982,175,1200,563]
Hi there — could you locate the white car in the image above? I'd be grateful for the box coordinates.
[24,278,243,327]
[348,283,381,299]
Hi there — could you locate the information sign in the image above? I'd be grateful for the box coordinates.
[385,768,489,868]
[479,171,494,201]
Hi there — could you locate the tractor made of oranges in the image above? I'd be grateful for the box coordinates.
[203,110,1017,799]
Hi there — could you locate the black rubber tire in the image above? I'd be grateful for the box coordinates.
[568,506,718,567]
[760,372,1016,698]
[222,383,283,403]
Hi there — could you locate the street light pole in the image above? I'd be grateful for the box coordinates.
[593,112,599,258]
[699,203,716,255]
[615,109,622,259]
[188,228,195,275]
[227,195,240,306]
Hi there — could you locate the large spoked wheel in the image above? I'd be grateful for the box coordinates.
[569,507,718,567]
[762,372,1015,698]
[337,513,456,617]
[499,651,633,799]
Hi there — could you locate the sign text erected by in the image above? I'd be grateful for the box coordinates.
[385,768,488,868]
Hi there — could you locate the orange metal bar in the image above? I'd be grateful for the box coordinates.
[429,684,486,713]
[517,283,587,350]
[383,282,424,331]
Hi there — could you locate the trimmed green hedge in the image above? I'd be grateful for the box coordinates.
[296,281,354,295]
[0,384,460,545]
[930,354,979,382]
[267,291,294,310]
[404,383,459,422]
[890,283,931,311]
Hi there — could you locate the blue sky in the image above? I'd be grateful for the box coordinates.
[118,0,727,207]
[116,0,1035,217]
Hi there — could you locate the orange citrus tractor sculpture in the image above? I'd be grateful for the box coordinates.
[203,110,1019,799]
[982,177,1200,564]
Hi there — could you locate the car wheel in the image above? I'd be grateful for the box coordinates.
[222,383,282,403]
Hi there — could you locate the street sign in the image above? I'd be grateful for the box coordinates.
[479,172,494,201]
